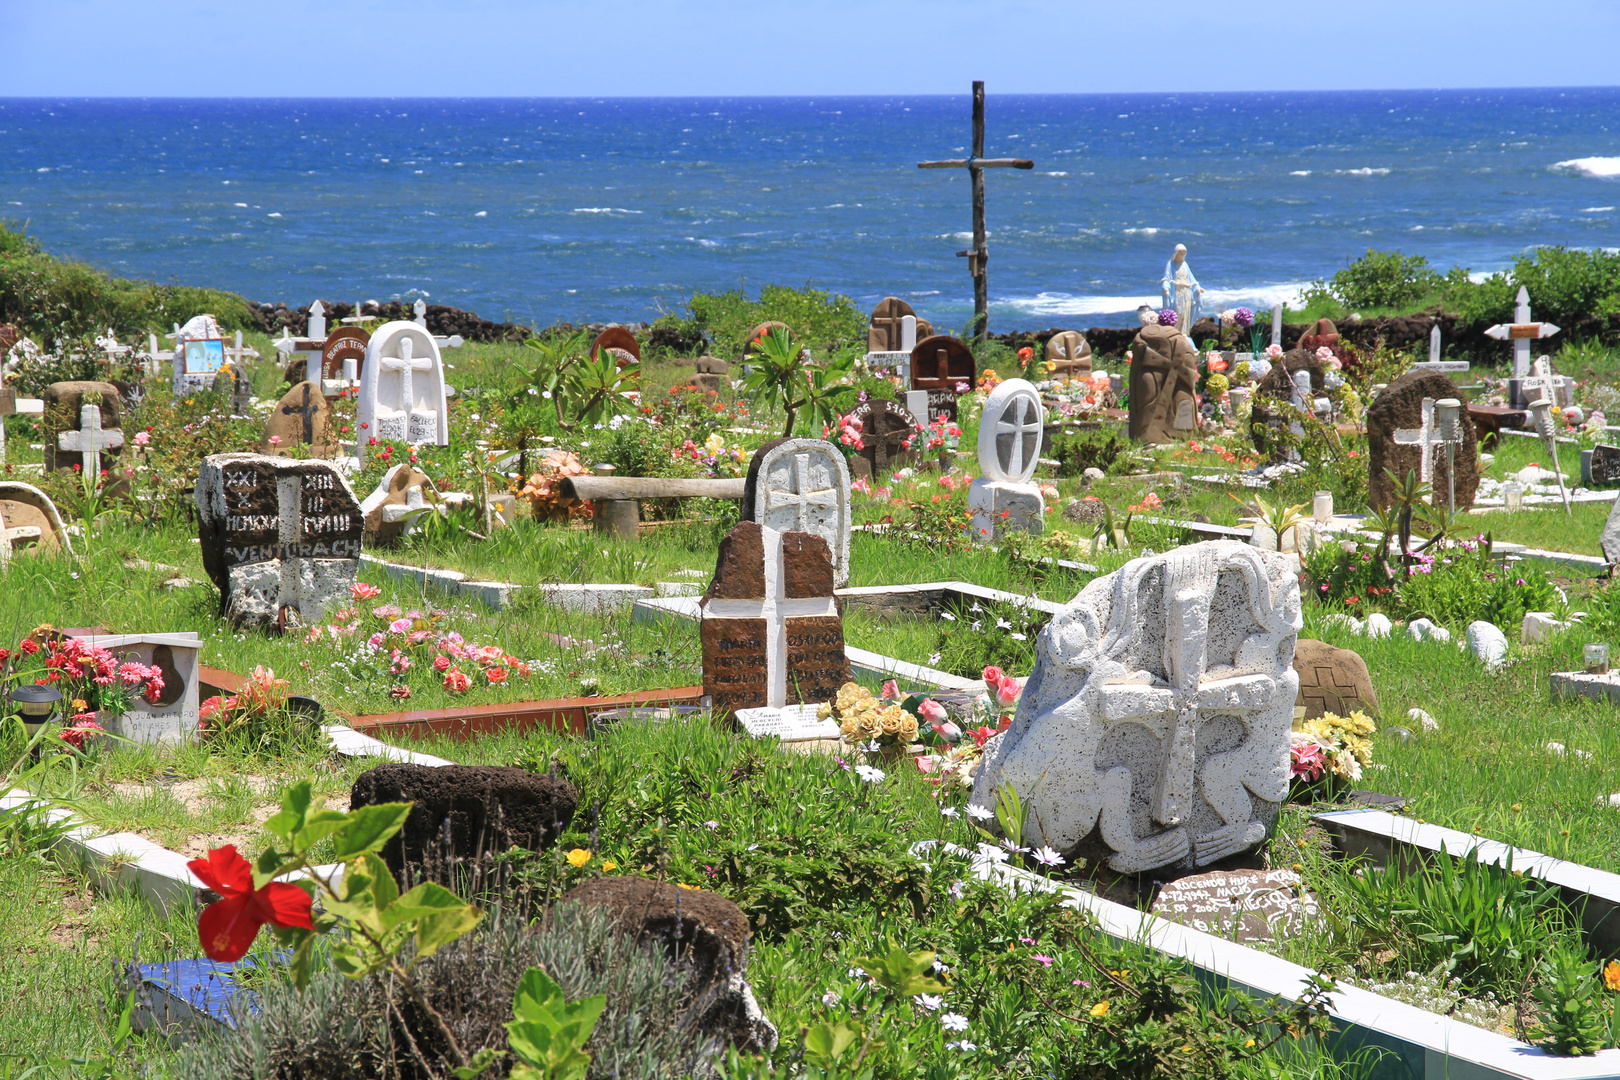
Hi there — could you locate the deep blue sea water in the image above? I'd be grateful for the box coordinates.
[2,91,1619,331]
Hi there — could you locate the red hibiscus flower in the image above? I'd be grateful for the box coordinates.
[188,845,313,963]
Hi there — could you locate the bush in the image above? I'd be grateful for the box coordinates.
[1046,426,1129,478]
[1328,249,1438,310]
[1397,542,1560,629]
[680,283,865,358]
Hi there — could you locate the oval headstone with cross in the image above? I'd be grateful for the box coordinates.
[359,321,449,460]
[846,398,921,481]
[1043,330,1092,381]
[742,438,852,589]
[968,378,1046,541]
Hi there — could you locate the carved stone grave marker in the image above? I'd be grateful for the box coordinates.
[741,438,851,588]
[910,334,975,421]
[969,378,1045,541]
[1150,868,1317,943]
[358,321,448,461]
[846,399,920,481]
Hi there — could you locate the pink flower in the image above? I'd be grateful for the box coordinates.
[133,431,150,446]
[1291,737,1326,781]
[917,698,947,724]
[1265,344,1283,359]
[995,678,1021,706]
[432,655,451,672]
[982,666,1005,686]
[268,436,282,446]
[388,618,412,634]
[913,755,937,774]
[350,583,381,601]
[1032,953,1054,967]
[881,679,900,700]
[367,632,385,649]
[931,720,963,742]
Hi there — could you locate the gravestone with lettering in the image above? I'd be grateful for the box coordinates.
[357,321,449,462]
[42,381,124,475]
[968,379,1045,542]
[1043,331,1092,381]
[68,631,202,744]
[845,398,920,481]
[699,520,850,719]
[1127,324,1199,444]
[591,326,641,368]
[319,326,370,390]
[910,335,975,421]
[1587,444,1620,489]
[0,481,71,563]
[195,453,363,629]
[1367,368,1478,511]
[741,438,851,588]
[970,540,1301,874]
[1150,868,1317,942]
[263,381,339,457]
[170,314,226,394]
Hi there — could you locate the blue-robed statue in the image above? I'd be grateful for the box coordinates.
[1160,243,1204,332]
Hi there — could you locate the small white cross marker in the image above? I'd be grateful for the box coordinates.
[58,404,124,475]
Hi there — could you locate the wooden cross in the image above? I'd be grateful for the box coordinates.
[58,404,124,475]
[223,330,259,371]
[1414,322,1470,374]
[702,525,838,709]
[282,383,320,444]
[0,505,41,563]
[917,81,1033,342]
[1485,286,1560,381]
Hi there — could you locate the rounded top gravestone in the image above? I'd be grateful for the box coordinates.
[1043,331,1092,379]
[741,438,852,588]
[868,297,933,352]
[1366,367,1479,512]
[590,326,641,366]
[846,398,920,480]
[359,321,449,456]
[1127,324,1199,444]
[977,379,1045,485]
[0,481,72,559]
[320,326,370,382]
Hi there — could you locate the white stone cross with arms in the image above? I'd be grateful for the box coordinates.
[59,404,124,475]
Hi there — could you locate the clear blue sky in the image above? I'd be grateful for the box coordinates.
[2,0,1617,96]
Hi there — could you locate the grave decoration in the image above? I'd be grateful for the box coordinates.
[1249,349,1324,459]
[59,630,202,744]
[910,334,975,421]
[740,437,852,589]
[195,453,363,630]
[170,314,226,393]
[1295,318,1351,369]
[1150,868,1317,944]
[969,378,1046,542]
[699,520,850,720]
[867,296,932,353]
[360,463,437,542]
[1160,243,1204,332]
[971,540,1301,875]
[1292,639,1379,719]
[350,763,576,878]
[42,381,124,475]
[1126,323,1199,443]
[590,326,641,368]
[1486,285,1560,396]
[0,481,72,561]
[1367,368,1479,511]
[1043,330,1091,381]
[843,398,921,482]
[690,354,729,393]
[262,381,339,458]
[302,325,370,394]
[1289,709,1376,798]
[357,321,449,462]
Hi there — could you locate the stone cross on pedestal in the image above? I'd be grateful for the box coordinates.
[0,506,41,563]
[413,299,428,328]
[307,301,327,341]
[58,404,124,475]
[988,385,1043,479]
[744,438,852,588]
[281,383,321,444]
[970,379,1046,542]
[1392,397,1447,485]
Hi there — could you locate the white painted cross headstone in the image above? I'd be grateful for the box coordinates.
[223,330,259,371]
[1391,397,1446,485]
[58,404,124,475]
[307,300,327,341]
[969,378,1045,541]
[358,321,449,461]
[413,299,428,328]
[1429,324,1440,365]
[1485,286,1559,383]
[746,439,851,588]
[1413,321,1470,374]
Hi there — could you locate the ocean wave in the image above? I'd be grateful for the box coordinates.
[573,207,644,214]
[1289,170,1311,176]
[1122,227,1161,236]
[1552,157,1620,179]
[1583,206,1616,212]
[1341,167,1392,176]
[1004,282,1312,318]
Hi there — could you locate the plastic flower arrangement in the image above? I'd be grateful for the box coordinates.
[315,597,533,700]
[1291,710,1376,784]
[820,681,921,747]
[925,415,963,453]
[1233,307,1255,328]
[1,628,166,737]
[1157,309,1179,327]
[976,369,1002,394]
[516,449,592,521]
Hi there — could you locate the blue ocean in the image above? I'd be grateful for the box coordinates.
[2,90,1618,331]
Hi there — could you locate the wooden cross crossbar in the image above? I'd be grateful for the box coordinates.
[917,159,1035,170]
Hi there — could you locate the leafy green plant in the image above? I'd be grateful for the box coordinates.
[455,967,607,1080]
[1046,425,1129,478]
[518,329,641,430]
[1534,946,1608,1056]
[932,595,1048,681]
[1327,250,1438,310]
[740,326,854,437]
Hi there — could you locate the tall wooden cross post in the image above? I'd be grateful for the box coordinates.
[917,81,1032,342]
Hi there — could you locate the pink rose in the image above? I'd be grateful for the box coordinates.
[133,431,150,446]
[388,618,412,634]
[367,632,385,649]
[917,698,947,724]
[432,655,451,672]
[982,666,1005,687]
[881,679,900,700]
[996,678,1021,706]
[931,720,963,742]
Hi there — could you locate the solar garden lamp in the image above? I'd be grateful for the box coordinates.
[1527,396,1572,515]
[9,683,63,755]
[1434,397,1463,516]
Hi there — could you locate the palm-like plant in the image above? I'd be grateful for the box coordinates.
[514,329,640,431]
[1230,492,1310,552]
[741,326,854,438]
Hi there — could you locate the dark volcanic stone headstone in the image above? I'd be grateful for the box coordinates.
[195,453,363,628]
[42,381,124,473]
[1367,368,1478,511]
[1589,445,1620,488]
[846,398,921,481]
[909,334,975,421]
[1062,497,1108,525]
[350,763,577,878]
[263,380,339,457]
[556,875,777,1051]
[1293,638,1379,719]
[1150,868,1318,944]
[1127,325,1198,444]
[1249,348,1324,458]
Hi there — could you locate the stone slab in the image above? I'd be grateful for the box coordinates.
[1550,670,1620,704]
[1150,868,1318,943]
[538,583,654,613]
[734,703,843,742]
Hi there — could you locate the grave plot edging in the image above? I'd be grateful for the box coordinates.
[343,687,706,740]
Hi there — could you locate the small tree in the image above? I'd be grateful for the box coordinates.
[741,326,854,438]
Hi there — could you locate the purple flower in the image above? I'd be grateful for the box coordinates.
[1234,307,1255,327]
[1158,309,1179,326]
[859,390,869,402]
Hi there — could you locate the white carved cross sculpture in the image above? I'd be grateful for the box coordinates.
[223,330,259,370]
[96,329,131,365]
[1392,396,1447,485]
[307,300,327,341]
[0,505,41,563]
[703,525,837,710]
[358,322,449,463]
[380,484,439,534]
[984,383,1043,483]
[762,451,839,534]
[1414,322,1470,374]
[58,404,124,475]
[753,439,851,587]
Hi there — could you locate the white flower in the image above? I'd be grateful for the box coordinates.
[965,804,996,821]
[1033,845,1066,867]
[947,1040,977,1052]
[821,990,840,1006]
[928,652,943,665]
[855,764,886,783]
[933,960,950,973]
[999,837,1030,854]
[914,993,943,1010]
[948,879,965,899]
[996,618,1012,630]
[940,806,960,819]
[940,1013,969,1032]
[974,843,1010,864]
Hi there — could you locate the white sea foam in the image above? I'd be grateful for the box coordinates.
[1553,157,1620,179]
[1583,206,1616,212]
[474,210,487,217]
[1044,171,1069,177]
[1289,170,1311,176]
[1004,281,1312,319]
[1122,227,1161,236]
[1341,167,1392,176]
[573,207,644,214]
[267,212,282,218]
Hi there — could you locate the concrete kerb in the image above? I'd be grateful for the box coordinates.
[360,553,656,613]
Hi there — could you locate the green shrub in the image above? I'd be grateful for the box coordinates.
[1328,249,1438,310]
[681,283,865,358]
[1397,543,1559,629]
[1046,426,1129,478]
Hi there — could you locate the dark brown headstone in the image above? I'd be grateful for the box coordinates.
[320,326,370,382]
[1249,348,1325,457]
[591,326,640,365]
[41,381,124,473]
[910,334,975,421]
[1367,368,1478,511]
[1589,445,1620,488]
[263,381,339,457]
[695,354,730,374]
[1293,638,1379,719]
[0,386,15,417]
[1126,325,1198,443]
[350,763,577,878]
[846,398,920,481]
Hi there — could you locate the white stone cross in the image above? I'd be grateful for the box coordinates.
[763,451,840,534]
[1485,286,1559,379]
[96,329,131,365]
[380,484,439,534]
[380,336,435,440]
[413,299,428,328]
[0,505,41,563]
[981,382,1044,483]
[1270,303,1283,349]
[1429,323,1440,364]
[1392,396,1446,485]
[703,525,837,709]
[307,300,327,341]
[223,330,259,370]
[58,404,124,475]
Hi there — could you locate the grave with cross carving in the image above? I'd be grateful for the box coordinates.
[264,380,338,457]
[968,378,1045,542]
[1486,286,1562,405]
[864,297,932,375]
[970,540,1300,874]
[1518,355,1574,412]
[315,326,370,394]
[358,321,448,462]
[910,334,976,422]
[700,519,850,718]
[1367,368,1479,511]
[845,399,922,482]
[1043,330,1092,381]
[741,438,851,589]
[196,453,363,629]
[58,403,124,476]
[361,464,437,543]
[42,381,125,475]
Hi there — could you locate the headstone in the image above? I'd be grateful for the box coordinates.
[1249,350,1324,458]
[1367,368,1478,511]
[690,354,729,393]
[905,389,932,426]
[1043,331,1092,381]
[591,326,640,367]
[319,326,370,388]
[42,381,123,474]
[868,297,920,352]
[1587,444,1620,489]
[740,438,851,589]
[0,324,19,355]
[412,299,429,328]
[699,520,850,718]
[970,540,1301,874]
[195,453,363,629]
[67,631,202,744]
[1486,286,1559,383]
[1514,356,1575,413]
[0,481,71,562]
[845,398,920,481]
[1150,868,1317,943]
[734,703,842,743]
[909,334,975,421]
[357,321,448,460]
[1601,493,1620,564]
[968,379,1045,542]
[263,381,339,458]
[1296,318,1345,364]
[1126,324,1199,444]
[307,300,327,341]
[171,314,225,393]
[359,463,436,543]
[1292,639,1379,719]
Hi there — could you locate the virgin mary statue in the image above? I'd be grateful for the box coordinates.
[1160,244,1204,332]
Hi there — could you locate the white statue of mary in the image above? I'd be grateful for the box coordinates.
[1160,244,1204,332]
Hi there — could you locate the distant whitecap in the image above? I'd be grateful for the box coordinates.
[234,202,248,208]
[267,212,282,217]
[1554,157,1620,179]
[1122,227,1161,235]
[474,210,488,217]
[1341,167,1391,176]
[1289,170,1311,176]
[1583,206,1616,212]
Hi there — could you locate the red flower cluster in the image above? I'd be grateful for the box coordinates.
[189,845,313,962]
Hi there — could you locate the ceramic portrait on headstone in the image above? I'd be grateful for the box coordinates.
[741,438,851,588]
[971,540,1301,875]
[171,314,226,394]
[358,321,449,461]
[968,379,1045,542]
